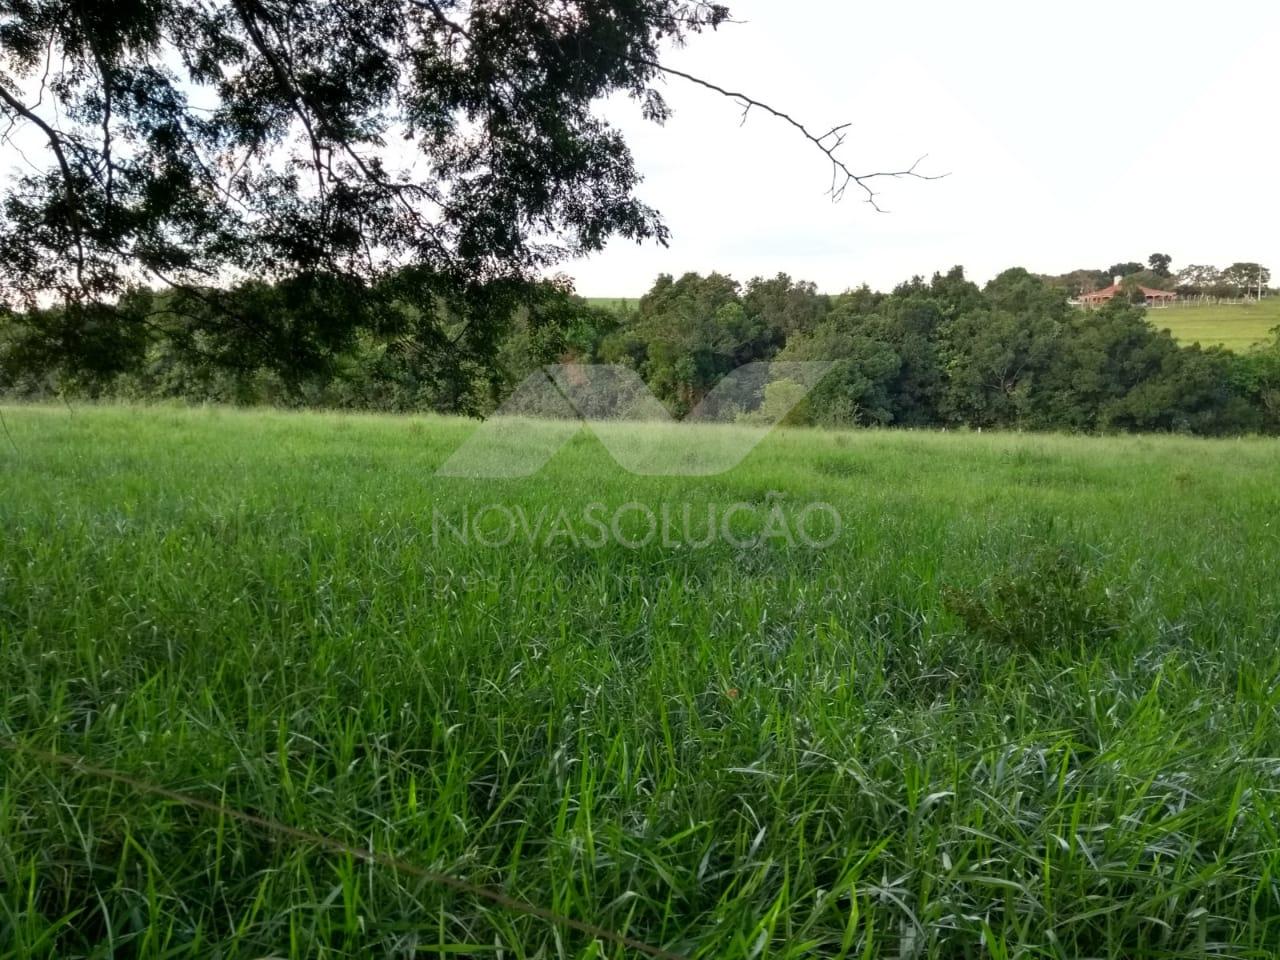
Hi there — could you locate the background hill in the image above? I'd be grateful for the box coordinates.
[1148,299,1280,352]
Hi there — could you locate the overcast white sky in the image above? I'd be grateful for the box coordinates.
[565,0,1280,296]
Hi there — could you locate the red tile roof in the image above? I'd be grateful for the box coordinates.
[1080,283,1176,302]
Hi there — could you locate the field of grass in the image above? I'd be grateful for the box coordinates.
[4,404,1280,958]
[1148,299,1280,352]
[584,296,640,312]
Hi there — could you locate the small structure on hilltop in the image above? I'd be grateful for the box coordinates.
[1078,276,1178,309]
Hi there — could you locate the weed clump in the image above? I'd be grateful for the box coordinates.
[943,545,1122,650]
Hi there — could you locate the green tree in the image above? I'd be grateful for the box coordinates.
[741,274,829,343]
[938,271,1067,427]
[1148,253,1173,277]
[1039,268,1110,298]
[860,295,945,427]
[1229,336,1280,432]
[984,267,1071,315]
[778,321,900,426]
[1024,301,1183,431]
[748,377,811,426]
[1106,262,1145,279]
[1174,264,1221,297]
[1103,345,1257,434]
[1221,263,1271,297]
[607,272,753,414]
[0,1,932,387]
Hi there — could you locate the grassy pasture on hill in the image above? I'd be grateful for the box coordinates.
[3,404,1280,958]
[584,296,641,311]
[1140,299,1280,352]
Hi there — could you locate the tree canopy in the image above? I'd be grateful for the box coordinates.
[10,262,1276,438]
[0,0,932,383]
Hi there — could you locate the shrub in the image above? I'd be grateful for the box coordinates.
[943,545,1122,650]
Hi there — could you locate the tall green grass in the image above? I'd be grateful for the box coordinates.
[2,403,1280,958]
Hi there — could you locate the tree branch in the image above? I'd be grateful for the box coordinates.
[648,61,946,211]
[89,44,114,205]
[229,0,329,201]
[409,0,471,41]
[519,1,943,211]
[0,81,86,283]
[235,0,450,270]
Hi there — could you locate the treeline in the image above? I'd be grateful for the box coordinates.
[574,268,1280,434]
[1040,254,1272,300]
[4,266,1280,435]
[0,275,586,416]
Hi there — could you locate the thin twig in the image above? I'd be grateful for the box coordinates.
[515,1,945,211]
[2,738,690,960]
[647,61,946,210]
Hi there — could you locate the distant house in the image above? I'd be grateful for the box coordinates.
[1078,276,1177,308]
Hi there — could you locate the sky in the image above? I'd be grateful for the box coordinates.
[564,0,1280,297]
